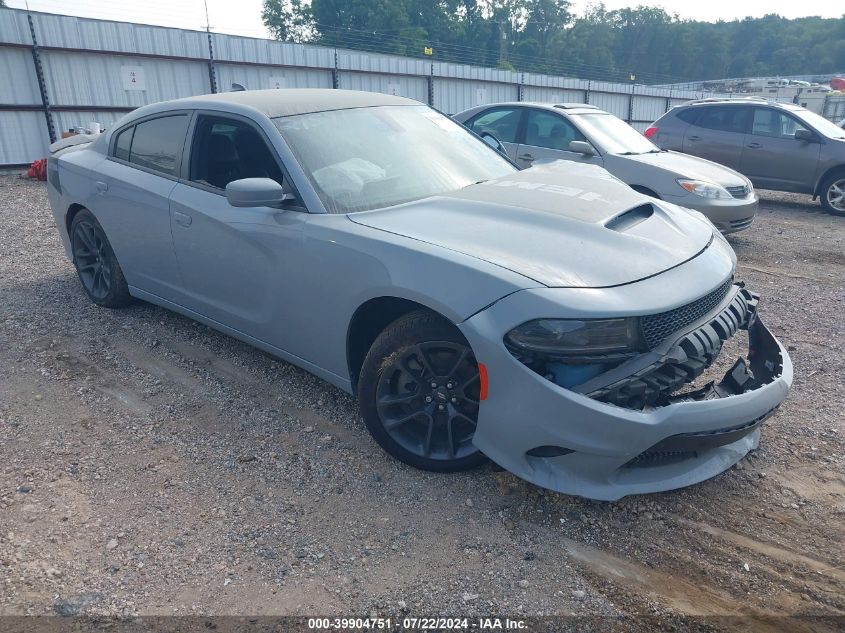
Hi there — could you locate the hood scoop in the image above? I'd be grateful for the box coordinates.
[349,163,715,288]
[604,203,654,232]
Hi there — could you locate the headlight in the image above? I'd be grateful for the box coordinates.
[677,179,733,200]
[505,318,641,359]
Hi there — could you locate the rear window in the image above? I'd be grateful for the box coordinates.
[127,115,189,176]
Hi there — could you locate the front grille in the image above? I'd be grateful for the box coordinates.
[622,411,773,468]
[623,450,698,468]
[726,185,750,198]
[729,217,754,230]
[640,278,734,349]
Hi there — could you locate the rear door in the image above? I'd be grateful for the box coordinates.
[168,112,308,348]
[681,105,750,169]
[515,109,602,169]
[739,107,821,192]
[92,113,190,302]
[463,106,524,161]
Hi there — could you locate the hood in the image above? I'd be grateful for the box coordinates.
[349,162,717,288]
[617,150,747,187]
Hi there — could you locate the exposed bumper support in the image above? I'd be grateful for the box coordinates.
[579,286,764,409]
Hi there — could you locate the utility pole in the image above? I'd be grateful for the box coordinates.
[497,20,507,67]
[203,0,217,93]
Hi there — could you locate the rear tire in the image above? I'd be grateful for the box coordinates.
[819,171,845,216]
[358,310,487,472]
[70,209,132,308]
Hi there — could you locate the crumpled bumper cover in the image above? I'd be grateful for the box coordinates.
[460,284,792,501]
[580,285,765,409]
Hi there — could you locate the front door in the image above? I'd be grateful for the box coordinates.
[515,109,602,169]
[739,107,821,192]
[168,114,307,350]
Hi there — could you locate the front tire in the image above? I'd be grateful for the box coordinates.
[358,310,487,472]
[819,171,845,216]
[70,209,132,308]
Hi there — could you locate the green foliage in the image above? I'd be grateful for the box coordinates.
[261,0,845,83]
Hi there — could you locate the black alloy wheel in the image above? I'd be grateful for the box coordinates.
[70,209,132,307]
[358,311,487,472]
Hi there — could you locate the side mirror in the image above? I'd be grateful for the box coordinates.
[225,178,291,208]
[794,129,817,143]
[479,132,507,155]
[569,140,596,155]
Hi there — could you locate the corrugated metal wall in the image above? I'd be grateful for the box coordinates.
[0,7,726,166]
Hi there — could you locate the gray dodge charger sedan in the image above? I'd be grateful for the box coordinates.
[47,89,792,500]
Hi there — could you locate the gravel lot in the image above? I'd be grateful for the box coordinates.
[1,178,843,631]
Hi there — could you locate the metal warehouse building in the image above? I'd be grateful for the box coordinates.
[0,7,729,168]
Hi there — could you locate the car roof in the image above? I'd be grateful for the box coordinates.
[678,97,802,111]
[119,89,420,125]
[469,101,604,114]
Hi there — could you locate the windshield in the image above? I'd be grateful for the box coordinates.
[273,105,516,213]
[790,108,845,139]
[570,113,659,155]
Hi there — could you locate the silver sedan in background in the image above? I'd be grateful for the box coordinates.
[455,102,759,233]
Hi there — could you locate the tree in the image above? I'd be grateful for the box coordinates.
[262,0,314,42]
[262,0,845,84]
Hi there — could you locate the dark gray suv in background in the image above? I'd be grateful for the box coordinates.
[647,98,845,215]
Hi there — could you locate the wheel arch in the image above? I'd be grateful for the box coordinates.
[346,296,464,395]
[65,203,87,239]
[814,165,845,197]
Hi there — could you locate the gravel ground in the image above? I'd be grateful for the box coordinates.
[0,178,843,631]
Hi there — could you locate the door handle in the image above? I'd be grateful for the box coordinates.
[94,181,108,193]
[518,153,534,162]
[173,211,192,227]
[747,142,762,149]
[687,135,701,141]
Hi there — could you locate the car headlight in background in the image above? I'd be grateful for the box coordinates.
[505,318,640,358]
[677,179,733,200]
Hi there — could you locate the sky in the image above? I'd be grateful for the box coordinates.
[4,0,843,38]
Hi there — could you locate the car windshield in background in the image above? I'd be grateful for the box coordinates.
[571,113,660,155]
[790,108,845,138]
[273,105,516,213]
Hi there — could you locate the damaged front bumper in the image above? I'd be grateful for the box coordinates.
[460,278,792,501]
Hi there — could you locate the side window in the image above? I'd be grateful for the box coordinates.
[189,115,284,191]
[466,108,522,144]
[524,110,585,150]
[128,115,189,176]
[675,109,699,124]
[113,126,134,161]
[694,107,749,133]
[751,108,809,139]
